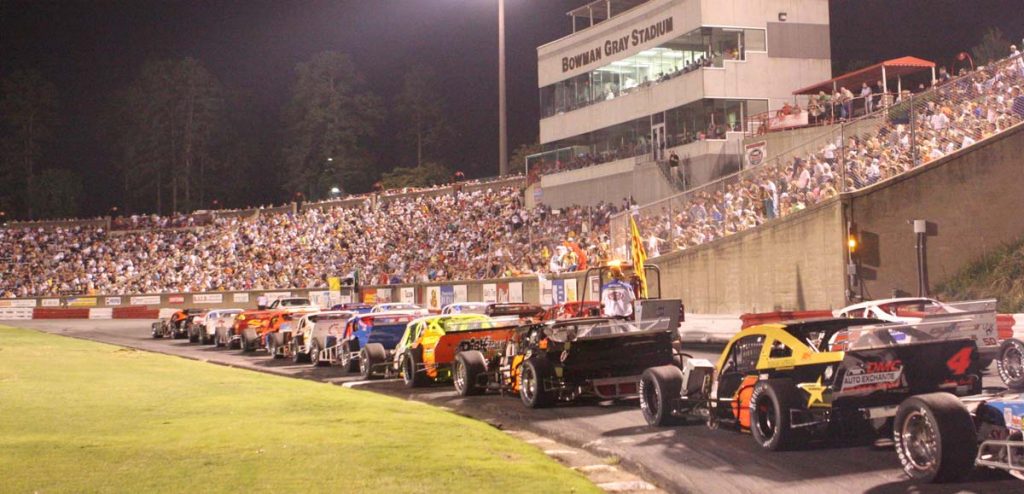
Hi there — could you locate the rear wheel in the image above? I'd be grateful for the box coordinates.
[361,343,387,380]
[997,339,1024,389]
[269,333,285,359]
[894,393,977,483]
[454,351,486,396]
[639,365,685,426]
[240,328,257,353]
[749,379,802,451]
[292,337,309,363]
[519,358,556,408]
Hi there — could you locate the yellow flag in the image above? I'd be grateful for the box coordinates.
[629,215,648,299]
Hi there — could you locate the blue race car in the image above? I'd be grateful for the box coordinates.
[336,312,416,378]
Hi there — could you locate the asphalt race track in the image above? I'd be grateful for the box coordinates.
[12,319,1021,494]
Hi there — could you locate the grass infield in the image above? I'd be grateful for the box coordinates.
[0,325,598,493]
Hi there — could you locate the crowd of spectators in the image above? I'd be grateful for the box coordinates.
[0,186,621,297]
[629,50,1024,257]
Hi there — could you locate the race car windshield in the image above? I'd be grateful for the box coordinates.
[279,299,312,307]
[547,318,671,342]
[449,304,489,314]
[877,300,953,318]
[440,319,495,332]
[844,320,968,351]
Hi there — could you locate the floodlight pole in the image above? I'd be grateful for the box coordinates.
[498,0,509,176]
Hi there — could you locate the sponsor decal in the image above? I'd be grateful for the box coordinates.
[67,297,98,307]
[745,141,767,167]
[105,297,122,306]
[400,287,416,304]
[842,359,904,391]
[482,284,497,303]
[509,281,524,303]
[0,299,37,308]
[130,295,161,306]
[440,285,455,307]
[425,286,441,310]
[193,293,223,304]
[168,295,185,304]
[363,288,377,304]
[453,285,467,304]
[376,288,393,303]
[41,298,61,307]
[233,293,250,303]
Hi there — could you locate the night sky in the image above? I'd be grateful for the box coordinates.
[2,0,1023,215]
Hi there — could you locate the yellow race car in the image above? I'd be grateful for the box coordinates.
[391,314,516,388]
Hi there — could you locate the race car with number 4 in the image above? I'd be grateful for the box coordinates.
[638,318,983,453]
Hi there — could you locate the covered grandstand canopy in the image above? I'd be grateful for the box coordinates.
[793,56,936,95]
[567,0,650,32]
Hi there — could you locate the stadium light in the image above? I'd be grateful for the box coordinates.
[498,0,508,176]
[330,186,341,198]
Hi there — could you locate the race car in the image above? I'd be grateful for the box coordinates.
[330,302,373,313]
[372,302,429,316]
[453,316,677,409]
[332,312,417,377]
[289,311,355,365]
[638,318,983,453]
[441,301,544,321]
[151,308,204,339]
[231,297,319,352]
[189,308,242,345]
[837,297,1000,368]
[393,314,509,388]
[441,302,490,315]
[891,390,1024,483]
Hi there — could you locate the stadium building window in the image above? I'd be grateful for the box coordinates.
[540,26,768,118]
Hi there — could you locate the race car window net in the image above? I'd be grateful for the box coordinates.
[547,317,671,342]
[843,319,974,351]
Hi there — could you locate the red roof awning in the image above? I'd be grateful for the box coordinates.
[793,56,936,95]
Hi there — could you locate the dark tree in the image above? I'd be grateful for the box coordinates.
[394,64,454,168]
[0,70,59,219]
[281,51,382,198]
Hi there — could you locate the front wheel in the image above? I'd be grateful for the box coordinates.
[453,351,486,397]
[639,365,685,426]
[402,349,429,388]
[519,358,555,408]
[310,339,328,367]
[894,393,976,483]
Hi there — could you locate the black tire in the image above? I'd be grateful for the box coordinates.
[519,358,556,408]
[240,328,257,353]
[894,392,977,483]
[187,324,199,343]
[453,351,487,397]
[639,365,685,426]
[402,349,429,388]
[360,343,386,380]
[749,379,803,451]
[997,339,1024,389]
[310,339,328,367]
[269,332,285,359]
[151,323,162,339]
[292,337,309,363]
[340,341,359,373]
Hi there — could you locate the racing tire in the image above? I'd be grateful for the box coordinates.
[310,339,328,367]
[151,323,163,339]
[292,338,309,363]
[269,333,285,359]
[360,343,387,380]
[187,325,199,343]
[749,379,803,451]
[639,365,685,426]
[402,349,430,388]
[340,342,359,373]
[240,328,257,353]
[453,351,486,397]
[997,339,1024,389]
[893,392,977,483]
[519,358,556,408]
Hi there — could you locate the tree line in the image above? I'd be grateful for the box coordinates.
[0,51,458,220]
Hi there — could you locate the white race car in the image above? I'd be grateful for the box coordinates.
[202,308,243,346]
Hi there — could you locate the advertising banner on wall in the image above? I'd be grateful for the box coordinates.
[453,285,468,303]
[564,278,578,303]
[193,293,223,304]
[425,286,442,311]
[0,299,37,308]
[105,297,122,306]
[538,276,553,306]
[440,285,455,308]
[509,282,524,303]
[482,284,497,303]
[497,283,510,303]
[131,295,161,306]
[552,279,566,305]
[68,297,98,307]
[308,291,331,309]
[362,288,377,304]
[376,288,393,303]
[264,292,292,304]
[400,287,416,304]
[167,295,185,304]
[745,140,767,168]
[587,276,601,301]
[42,298,61,307]
[233,293,250,303]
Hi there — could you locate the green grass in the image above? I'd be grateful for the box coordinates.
[935,237,1024,312]
[0,326,598,493]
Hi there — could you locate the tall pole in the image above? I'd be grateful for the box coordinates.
[498,0,509,176]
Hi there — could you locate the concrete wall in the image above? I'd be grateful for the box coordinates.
[846,123,1024,299]
[649,197,848,313]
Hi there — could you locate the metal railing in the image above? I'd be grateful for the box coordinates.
[612,53,1024,258]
